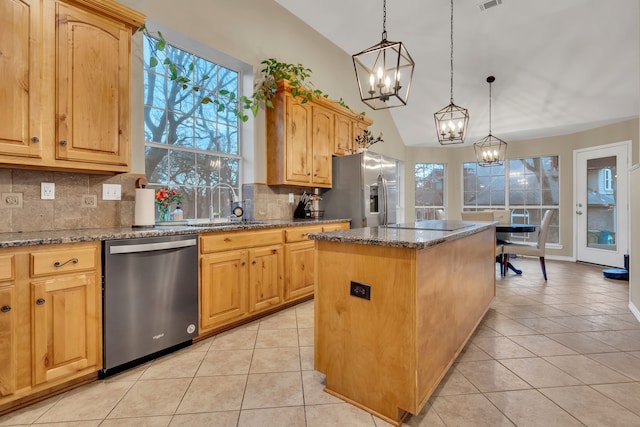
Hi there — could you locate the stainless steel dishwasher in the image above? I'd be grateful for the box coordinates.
[102,234,198,376]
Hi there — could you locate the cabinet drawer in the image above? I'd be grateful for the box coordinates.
[31,247,97,277]
[0,255,14,282]
[322,222,350,232]
[285,225,324,243]
[200,229,283,253]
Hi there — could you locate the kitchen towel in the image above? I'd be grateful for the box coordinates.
[134,188,155,226]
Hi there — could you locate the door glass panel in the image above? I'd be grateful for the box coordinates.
[586,156,617,251]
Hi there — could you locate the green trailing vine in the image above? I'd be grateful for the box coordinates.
[140,25,362,121]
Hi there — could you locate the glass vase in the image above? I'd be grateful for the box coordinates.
[157,205,170,222]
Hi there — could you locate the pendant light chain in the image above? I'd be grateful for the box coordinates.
[382,0,387,41]
[449,0,454,103]
[488,80,492,135]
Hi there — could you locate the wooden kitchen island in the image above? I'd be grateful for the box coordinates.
[310,221,496,426]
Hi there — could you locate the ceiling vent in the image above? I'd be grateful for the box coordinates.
[478,0,502,11]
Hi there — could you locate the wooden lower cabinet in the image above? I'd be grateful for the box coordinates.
[284,241,315,300]
[199,231,284,334]
[200,250,248,331]
[0,284,16,398]
[31,273,99,385]
[248,245,283,313]
[0,242,101,412]
[198,222,349,336]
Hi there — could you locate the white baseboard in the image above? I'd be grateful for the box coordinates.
[630,301,640,323]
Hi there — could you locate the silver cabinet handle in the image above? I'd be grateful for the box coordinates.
[54,258,78,268]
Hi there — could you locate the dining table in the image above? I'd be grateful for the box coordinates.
[496,223,537,274]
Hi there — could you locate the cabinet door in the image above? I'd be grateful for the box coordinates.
[312,107,333,187]
[334,114,353,156]
[285,95,312,185]
[31,272,99,385]
[200,250,248,331]
[0,0,42,159]
[248,245,283,313]
[54,1,130,167]
[0,285,16,398]
[284,240,315,300]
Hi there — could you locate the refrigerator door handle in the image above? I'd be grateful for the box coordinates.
[379,174,388,225]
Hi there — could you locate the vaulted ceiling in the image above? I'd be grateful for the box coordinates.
[275,0,639,147]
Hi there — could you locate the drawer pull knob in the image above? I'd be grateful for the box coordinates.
[1,305,10,312]
[60,140,67,146]
[36,298,45,305]
[31,136,40,143]
[252,260,257,265]
[54,258,79,268]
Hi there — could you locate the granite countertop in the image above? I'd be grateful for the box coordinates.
[308,221,495,250]
[0,218,350,248]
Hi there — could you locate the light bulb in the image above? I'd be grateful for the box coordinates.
[369,74,375,91]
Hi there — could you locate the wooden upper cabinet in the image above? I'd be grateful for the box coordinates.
[0,0,144,173]
[0,0,42,159]
[334,114,353,156]
[54,1,131,167]
[311,106,333,186]
[285,96,313,185]
[267,80,372,188]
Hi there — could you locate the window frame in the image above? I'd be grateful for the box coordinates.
[462,156,561,246]
[414,162,447,221]
[141,21,253,221]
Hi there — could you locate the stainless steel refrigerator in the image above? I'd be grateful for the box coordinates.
[323,151,400,228]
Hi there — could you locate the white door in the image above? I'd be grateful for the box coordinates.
[574,142,630,267]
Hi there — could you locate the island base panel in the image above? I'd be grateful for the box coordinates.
[314,228,496,424]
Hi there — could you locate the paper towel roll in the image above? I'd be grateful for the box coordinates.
[134,188,156,226]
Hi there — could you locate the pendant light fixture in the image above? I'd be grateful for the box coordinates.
[434,0,469,145]
[474,76,507,166]
[352,0,415,110]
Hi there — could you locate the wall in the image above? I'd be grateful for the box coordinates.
[406,118,639,259]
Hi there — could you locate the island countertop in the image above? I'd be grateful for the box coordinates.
[308,220,495,249]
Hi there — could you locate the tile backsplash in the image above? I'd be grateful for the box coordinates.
[0,168,323,233]
[0,168,140,233]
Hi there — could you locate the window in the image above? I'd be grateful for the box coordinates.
[143,33,243,220]
[463,156,560,244]
[414,163,446,220]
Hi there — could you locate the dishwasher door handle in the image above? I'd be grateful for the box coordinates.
[109,238,197,254]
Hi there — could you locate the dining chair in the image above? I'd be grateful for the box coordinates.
[461,211,505,275]
[435,209,446,220]
[501,210,553,280]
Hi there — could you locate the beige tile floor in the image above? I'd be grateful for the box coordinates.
[1,258,640,426]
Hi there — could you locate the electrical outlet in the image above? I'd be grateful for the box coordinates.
[41,182,55,200]
[82,195,97,208]
[102,183,121,201]
[1,192,23,208]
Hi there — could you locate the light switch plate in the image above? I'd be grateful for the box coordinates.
[102,184,121,201]
[41,183,55,200]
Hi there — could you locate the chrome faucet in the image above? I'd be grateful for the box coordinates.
[209,183,239,220]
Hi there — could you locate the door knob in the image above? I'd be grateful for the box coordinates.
[36,298,46,305]
[576,211,583,215]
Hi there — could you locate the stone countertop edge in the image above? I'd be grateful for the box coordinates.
[0,218,351,248]
[308,222,495,250]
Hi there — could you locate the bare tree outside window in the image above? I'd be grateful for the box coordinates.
[143,35,241,220]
